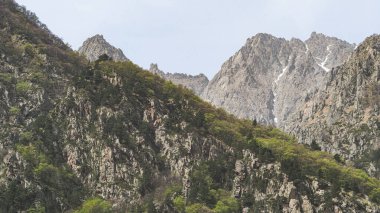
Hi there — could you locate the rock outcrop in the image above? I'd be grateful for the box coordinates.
[201,33,354,125]
[306,32,355,72]
[78,34,129,62]
[149,63,209,96]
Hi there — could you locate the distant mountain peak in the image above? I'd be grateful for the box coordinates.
[309,31,324,38]
[149,63,209,96]
[78,34,129,62]
[149,63,165,75]
[92,34,104,39]
[202,32,355,125]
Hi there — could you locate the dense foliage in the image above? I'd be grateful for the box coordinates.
[74,198,112,213]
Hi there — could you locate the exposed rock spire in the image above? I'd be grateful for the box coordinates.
[78,34,129,62]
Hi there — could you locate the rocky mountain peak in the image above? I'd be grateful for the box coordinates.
[78,34,129,62]
[246,33,287,50]
[305,32,355,71]
[149,63,165,75]
[89,34,105,42]
[249,33,277,42]
[355,34,380,56]
[202,32,355,126]
[148,63,209,96]
[309,31,324,39]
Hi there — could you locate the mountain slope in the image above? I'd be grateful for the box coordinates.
[78,34,129,62]
[0,1,379,212]
[0,0,88,211]
[285,34,380,177]
[201,33,354,126]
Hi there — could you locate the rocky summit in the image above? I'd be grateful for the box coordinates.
[149,63,209,96]
[78,34,129,62]
[0,0,380,212]
[305,32,356,72]
[201,33,355,126]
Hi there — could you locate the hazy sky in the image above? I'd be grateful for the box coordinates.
[16,0,380,78]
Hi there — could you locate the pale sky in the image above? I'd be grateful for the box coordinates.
[16,0,380,78]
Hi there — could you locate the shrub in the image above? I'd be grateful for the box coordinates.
[213,197,239,213]
[173,196,185,212]
[16,81,32,93]
[0,73,13,83]
[185,203,212,213]
[9,106,20,115]
[75,198,112,213]
[20,131,34,143]
[370,188,380,203]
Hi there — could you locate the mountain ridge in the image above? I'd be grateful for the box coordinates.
[1,1,379,212]
[77,32,380,178]
[149,63,209,96]
[201,32,353,125]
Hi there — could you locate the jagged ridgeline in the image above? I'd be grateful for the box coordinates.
[0,0,380,212]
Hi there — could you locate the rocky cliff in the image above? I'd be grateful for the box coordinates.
[149,63,209,96]
[78,34,129,62]
[201,33,355,126]
[285,34,380,177]
[306,32,355,72]
[0,1,379,212]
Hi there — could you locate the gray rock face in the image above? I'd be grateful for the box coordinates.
[78,34,129,62]
[149,63,209,96]
[201,33,354,126]
[285,35,380,177]
[306,32,355,72]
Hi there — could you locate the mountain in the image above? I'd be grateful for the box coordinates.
[201,33,355,126]
[149,63,209,96]
[1,1,379,212]
[79,36,209,96]
[78,34,129,62]
[200,31,380,178]
[285,34,380,177]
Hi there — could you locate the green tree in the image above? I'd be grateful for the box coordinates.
[187,164,215,205]
[75,198,112,213]
[185,204,212,213]
[213,197,240,213]
[173,196,185,212]
[96,54,112,62]
[252,119,257,126]
[310,140,321,151]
